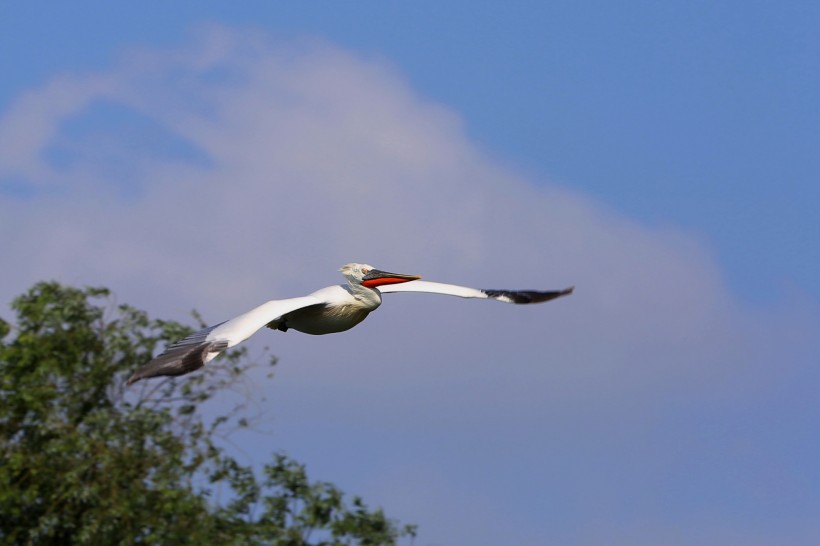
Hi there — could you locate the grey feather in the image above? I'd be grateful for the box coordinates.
[127,322,227,385]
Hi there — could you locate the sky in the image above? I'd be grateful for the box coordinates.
[1,2,818,545]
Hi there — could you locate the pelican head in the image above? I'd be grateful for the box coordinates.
[339,263,421,288]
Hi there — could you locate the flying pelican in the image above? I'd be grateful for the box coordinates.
[127,263,573,385]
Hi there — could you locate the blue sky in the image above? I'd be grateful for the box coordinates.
[1,2,819,545]
[4,1,818,303]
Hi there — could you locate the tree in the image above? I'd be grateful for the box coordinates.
[0,282,415,545]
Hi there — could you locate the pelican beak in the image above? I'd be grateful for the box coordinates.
[361,269,422,288]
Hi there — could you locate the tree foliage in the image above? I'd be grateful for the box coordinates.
[0,282,415,545]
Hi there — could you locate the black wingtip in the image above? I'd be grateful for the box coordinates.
[125,340,228,386]
[484,286,575,304]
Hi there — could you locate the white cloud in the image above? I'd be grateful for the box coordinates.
[1,25,818,545]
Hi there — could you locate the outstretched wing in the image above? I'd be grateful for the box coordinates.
[127,295,323,385]
[376,280,574,304]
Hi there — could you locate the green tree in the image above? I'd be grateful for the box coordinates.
[0,282,415,545]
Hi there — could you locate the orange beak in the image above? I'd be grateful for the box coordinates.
[361,269,422,288]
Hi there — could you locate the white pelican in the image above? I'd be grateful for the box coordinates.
[127,263,573,385]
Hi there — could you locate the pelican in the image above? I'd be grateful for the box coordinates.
[127,263,573,385]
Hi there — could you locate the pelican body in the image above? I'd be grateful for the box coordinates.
[127,263,573,385]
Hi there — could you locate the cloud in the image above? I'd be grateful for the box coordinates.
[1,25,818,545]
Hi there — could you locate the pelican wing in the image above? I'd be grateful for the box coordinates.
[127,295,323,385]
[376,280,574,304]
